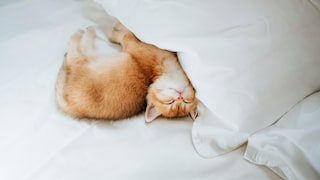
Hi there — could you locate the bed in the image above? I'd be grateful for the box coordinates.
[0,0,319,179]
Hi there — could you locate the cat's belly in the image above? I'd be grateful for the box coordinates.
[61,55,149,120]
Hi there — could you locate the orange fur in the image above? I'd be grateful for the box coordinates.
[55,22,197,121]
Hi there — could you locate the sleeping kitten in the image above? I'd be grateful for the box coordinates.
[55,22,197,122]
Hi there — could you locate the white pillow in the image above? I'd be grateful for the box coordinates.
[244,91,320,179]
[95,0,320,157]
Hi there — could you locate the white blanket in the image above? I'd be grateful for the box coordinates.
[245,91,320,179]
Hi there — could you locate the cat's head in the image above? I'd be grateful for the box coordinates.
[145,76,198,122]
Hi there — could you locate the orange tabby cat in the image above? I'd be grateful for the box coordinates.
[55,22,197,122]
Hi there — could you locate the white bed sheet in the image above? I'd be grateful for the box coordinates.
[1,0,316,179]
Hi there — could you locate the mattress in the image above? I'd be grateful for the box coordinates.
[0,0,319,179]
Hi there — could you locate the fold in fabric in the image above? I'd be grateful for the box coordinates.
[244,91,320,180]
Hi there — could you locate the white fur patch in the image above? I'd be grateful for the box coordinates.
[87,52,129,72]
[151,59,192,99]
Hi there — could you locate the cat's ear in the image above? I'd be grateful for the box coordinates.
[145,103,161,123]
[189,108,198,120]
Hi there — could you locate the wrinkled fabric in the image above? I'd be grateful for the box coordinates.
[244,91,320,180]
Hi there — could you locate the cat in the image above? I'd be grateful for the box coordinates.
[55,22,198,122]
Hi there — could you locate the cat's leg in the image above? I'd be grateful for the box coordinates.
[80,27,98,59]
[56,30,84,114]
[109,22,140,50]
[65,30,84,64]
[109,22,163,59]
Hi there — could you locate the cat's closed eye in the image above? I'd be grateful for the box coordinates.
[164,99,194,105]
[164,100,175,105]
[183,99,192,104]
